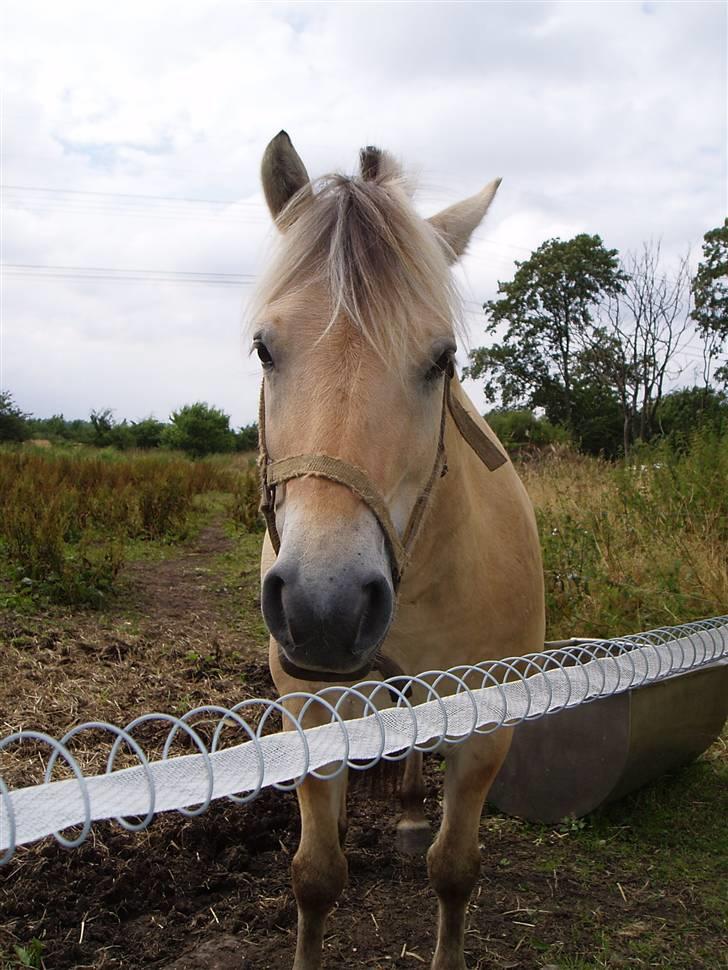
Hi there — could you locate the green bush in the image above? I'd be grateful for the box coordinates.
[130,416,166,449]
[235,422,259,452]
[655,386,728,448]
[26,414,96,445]
[623,429,728,541]
[486,409,570,450]
[0,391,30,443]
[162,402,235,457]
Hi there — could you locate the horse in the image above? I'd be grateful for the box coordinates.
[251,131,545,970]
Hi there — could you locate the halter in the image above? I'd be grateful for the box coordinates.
[257,370,507,682]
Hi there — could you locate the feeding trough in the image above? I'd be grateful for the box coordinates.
[489,654,728,823]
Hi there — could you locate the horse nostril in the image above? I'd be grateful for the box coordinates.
[355,576,394,655]
[365,577,389,619]
[261,569,288,645]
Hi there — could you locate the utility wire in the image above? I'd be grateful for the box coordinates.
[0,181,708,260]
[1,263,716,366]
[0,184,524,264]
[4,262,255,279]
[1,262,256,287]
[2,184,265,209]
[1,183,703,288]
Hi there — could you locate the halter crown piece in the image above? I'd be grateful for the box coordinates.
[257,369,507,589]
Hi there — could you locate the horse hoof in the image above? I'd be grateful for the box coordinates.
[395,820,432,856]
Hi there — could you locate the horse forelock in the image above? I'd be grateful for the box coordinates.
[249,150,463,371]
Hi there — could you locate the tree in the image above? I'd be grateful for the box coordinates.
[656,386,728,444]
[108,421,135,450]
[89,408,116,447]
[26,414,96,444]
[31,413,72,440]
[466,234,625,446]
[0,391,30,442]
[585,242,692,451]
[162,402,235,457]
[691,220,728,387]
[235,423,259,452]
[568,377,624,458]
[130,417,166,449]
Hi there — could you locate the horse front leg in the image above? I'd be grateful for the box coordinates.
[291,770,348,970]
[427,730,512,970]
[396,750,432,856]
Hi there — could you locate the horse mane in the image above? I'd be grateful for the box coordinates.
[249,147,463,366]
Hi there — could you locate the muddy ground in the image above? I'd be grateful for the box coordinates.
[1,523,725,969]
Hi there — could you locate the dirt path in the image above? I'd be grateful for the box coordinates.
[125,521,237,630]
[0,519,270,781]
[121,522,259,655]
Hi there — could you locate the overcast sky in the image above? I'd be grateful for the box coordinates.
[1,0,726,426]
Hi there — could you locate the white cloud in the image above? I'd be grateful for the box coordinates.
[1,0,725,423]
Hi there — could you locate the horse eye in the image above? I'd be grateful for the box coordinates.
[255,340,274,368]
[426,349,454,381]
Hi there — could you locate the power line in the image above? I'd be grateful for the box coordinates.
[3,203,270,226]
[2,264,722,364]
[0,265,499,293]
[3,273,251,287]
[2,184,265,209]
[0,183,701,292]
[0,184,529,256]
[4,262,255,279]
[2,201,269,226]
[2,184,694,288]
[1,184,271,227]
[1,262,256,287]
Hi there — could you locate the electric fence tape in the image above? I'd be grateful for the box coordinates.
[1,616,726,865]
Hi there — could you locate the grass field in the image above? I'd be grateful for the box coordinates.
[0,438,725,969]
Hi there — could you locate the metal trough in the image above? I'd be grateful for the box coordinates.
[489,658,728,823]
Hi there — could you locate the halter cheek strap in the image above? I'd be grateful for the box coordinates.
[257,371,506,588]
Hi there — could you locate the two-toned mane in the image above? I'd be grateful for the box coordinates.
[249,131,544,970]
[252,138,461,367]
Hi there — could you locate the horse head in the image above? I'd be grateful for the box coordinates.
[252,131,500,679]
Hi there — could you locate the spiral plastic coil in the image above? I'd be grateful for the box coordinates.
[1,616,726,865]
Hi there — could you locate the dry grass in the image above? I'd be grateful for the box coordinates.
[0,448,248,605]
[520,431,728,639]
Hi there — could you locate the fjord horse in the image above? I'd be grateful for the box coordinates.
[252,132,544,970]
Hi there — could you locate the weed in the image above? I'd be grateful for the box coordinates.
[557,815,588,835]
[230,463,264,533]
[9,939,44,969]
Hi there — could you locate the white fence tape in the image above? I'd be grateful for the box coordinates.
[1,617,727,863]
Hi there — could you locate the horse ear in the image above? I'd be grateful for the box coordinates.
[261,131,311,227]
[427,178,502,263]
[359,145,401,182]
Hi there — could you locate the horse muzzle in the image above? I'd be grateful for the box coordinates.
[262,558,394,677]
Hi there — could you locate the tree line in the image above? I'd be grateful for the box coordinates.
[467,219,727,456]
[0,396,259,458]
